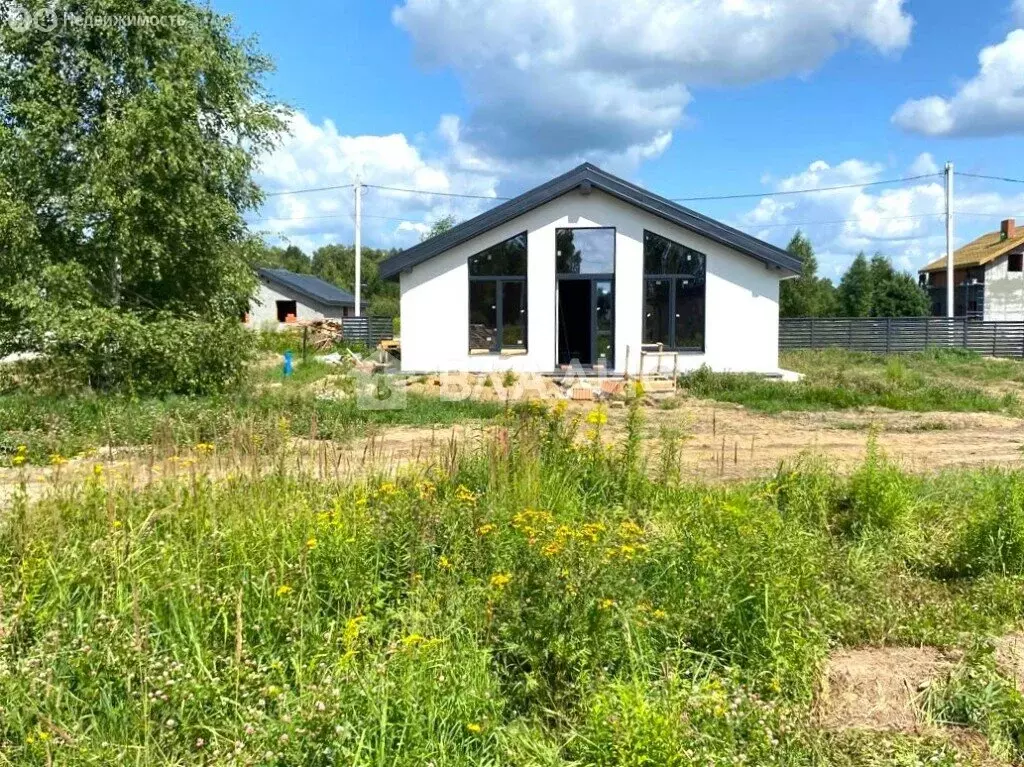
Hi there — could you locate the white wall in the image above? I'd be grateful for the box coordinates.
[984,255,1024,321]
[399,189,785,374]
[246,280,350,329]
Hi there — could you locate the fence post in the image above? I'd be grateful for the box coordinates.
[885,318,891,354]
[810,318,815,349]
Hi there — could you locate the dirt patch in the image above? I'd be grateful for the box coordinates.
[817,646,960,732]
[995,634,1024,692]
[634,399,1024,481]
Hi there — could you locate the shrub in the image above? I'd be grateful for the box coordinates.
[833,438,916,537]
[38,309,254,395]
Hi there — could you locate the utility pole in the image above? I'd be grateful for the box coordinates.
[354,177,362,317]
[945,162,954,318]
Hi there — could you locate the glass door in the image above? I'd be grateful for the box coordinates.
[594,280,614,368]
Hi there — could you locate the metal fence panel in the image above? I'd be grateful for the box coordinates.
[780,318,1024,359]
[340,316,394,346]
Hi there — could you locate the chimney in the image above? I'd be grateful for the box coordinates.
[1001,218,1016,240]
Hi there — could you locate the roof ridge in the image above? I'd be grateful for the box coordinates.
[379,163,800,279]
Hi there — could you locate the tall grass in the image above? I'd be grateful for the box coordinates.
[1,406,1023,764]
[680,348,1024,415]
[0,385,504,466]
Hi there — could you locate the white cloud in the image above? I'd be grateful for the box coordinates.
[393,0,912,169]
[253,112,502,251]
[893,29,1024,136]
[739,157,1024,277]
[908,152,939,176]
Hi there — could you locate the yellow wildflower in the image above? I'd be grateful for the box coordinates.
[276,585,293,597]
[401,633,427,647]
[49,453,68,466]
[92,463,104,478]
[586,407,608,426]
[489,572,512,590]
[378,481,398,496]
[466,722,482,733]
[598,598,615,610]
[306,537,318,550]
[477,523,496,536]
[652,609,668,620]
[195,442,215,455]
[112,519,122,530]
[455,484,478,504]
[438,555,453,571]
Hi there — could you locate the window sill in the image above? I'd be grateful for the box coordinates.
[468,349,529,357]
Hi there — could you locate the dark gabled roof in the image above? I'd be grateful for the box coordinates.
[258,268,360,307]
[379,162,800,279]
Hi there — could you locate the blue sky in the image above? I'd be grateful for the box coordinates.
[214,0,1024,279]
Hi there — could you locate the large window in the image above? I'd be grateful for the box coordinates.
[556,228,615,275]
[642,230,705,351]
[468,233,527,354]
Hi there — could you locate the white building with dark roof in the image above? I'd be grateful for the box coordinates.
[246,268,364,328]
[378,163,800,375]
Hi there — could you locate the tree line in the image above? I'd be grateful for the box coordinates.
[780,231,930,318]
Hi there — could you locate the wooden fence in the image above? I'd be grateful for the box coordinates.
[780,317,1024,359]
[341,316,394,347]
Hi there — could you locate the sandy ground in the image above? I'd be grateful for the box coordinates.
[4,396,1024,505]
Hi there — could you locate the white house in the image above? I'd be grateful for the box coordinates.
[919,219,1024,320]
[379,163,800,375]
[246,268,363,329]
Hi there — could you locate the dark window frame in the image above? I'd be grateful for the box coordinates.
[1009,252,1023,273]
[642,229,707,353]
[555,226,617,277]
[467,232,528,355]
[554,227,617,368]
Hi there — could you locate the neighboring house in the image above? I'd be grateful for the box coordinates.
[919,219,1024,320]
[246,268,363,328]
[379,163,800,375]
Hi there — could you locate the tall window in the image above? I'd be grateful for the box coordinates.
[468,233,527,354]
[556,227,615,274]
[642,230,706,351]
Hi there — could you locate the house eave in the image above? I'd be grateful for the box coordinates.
[379,163,801,280]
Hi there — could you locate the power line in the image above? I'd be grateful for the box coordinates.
[260,172,942,206]
[671,173,941,202]
[365,183,511,201]
[264,183,353,198]
[957,172,1024,185]
[751,212,944,229]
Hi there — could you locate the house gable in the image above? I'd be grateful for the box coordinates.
[379,163,800,279]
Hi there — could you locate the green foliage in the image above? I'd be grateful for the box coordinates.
[869,254,930,317]
[421,214,458,242]
[0,0,285,320]
[779,230,837,318]
[0,381,504,467]
[254,244,313,274]
[0,0,287,392]
[937,473,1024,578]
[680,350,1023,415]
[12,305,254,396]
[2,410,1024,763]
[836,252,929,318]
[835,437,916,537]
[927,643,1024,762]
[838,253,875,317]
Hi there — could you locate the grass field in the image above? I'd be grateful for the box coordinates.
[1,405,1023,765]
[681,348,1024,415]
[0,358,503,467]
